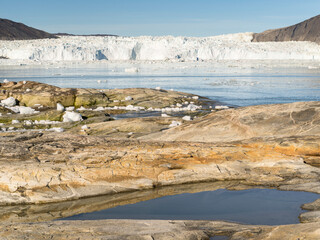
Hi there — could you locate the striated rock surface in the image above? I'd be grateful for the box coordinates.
[253,15,320,43]
[0,220,319,240]
[141,101,320,143]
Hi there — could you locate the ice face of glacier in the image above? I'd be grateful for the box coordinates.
[1,33,320,62]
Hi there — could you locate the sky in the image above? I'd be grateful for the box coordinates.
[1,0,320,37]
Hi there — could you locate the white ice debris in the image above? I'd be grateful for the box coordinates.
[12,120,20,124]
[93,106,105,111]
[47,127,64,133]
[26,89,31,92]
[155,87,161,90]
[125,67,139,73]
[24,120,33,125]
[65,106,75,111]
[182,115,192,121]
[192,96,199,100]
[57,103,65,111]
[1,97,16,107]
[18,106,39,115]
[125,96,133,101]
[215,105,229,110]
[63,111,83,122]
[34,120,61,124]
[81,125,89,130]
[169,121,181,128]
[77,106,87,111]
[3,79,9,83]
[23,81,27,84]
[2,33,320,62]
[161,113,170,117]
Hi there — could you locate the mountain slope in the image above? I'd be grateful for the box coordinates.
[253,15,320,43]
[0,18,57,40]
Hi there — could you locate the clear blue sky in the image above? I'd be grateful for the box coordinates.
[1,0,320,36]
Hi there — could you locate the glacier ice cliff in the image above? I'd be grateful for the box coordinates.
[1,33,320,62]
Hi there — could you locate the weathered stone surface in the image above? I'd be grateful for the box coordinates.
[141,101,320,143]
[0,131,319,205]
[0,81,209,108]
[0,220,319,240]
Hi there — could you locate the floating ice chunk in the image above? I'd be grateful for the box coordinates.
[182,115,192,121]
[12,120,20,124]
[63,111,83,122]
[97,80,101,83]
[215,105,229,110]
[161,113,170,117]
[125,67,139,73]
[192,96,199,100]
[3,79,9,83]
[57,103,65,111]
[155,87,161,90]
[66,106,75,111]
[169,121,181,128]
[1,97,16,107]
[19,106,38,114]
[125,96,133,101]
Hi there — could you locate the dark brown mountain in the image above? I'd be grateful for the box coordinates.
[0,18,57,40]
[253,15,320,43]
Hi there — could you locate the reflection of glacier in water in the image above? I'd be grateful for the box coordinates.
[61,188,319,226]
[1,60,320,106]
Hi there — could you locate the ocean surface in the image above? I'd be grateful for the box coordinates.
[1,61,320,107]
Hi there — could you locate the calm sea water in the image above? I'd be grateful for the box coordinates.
[1,61,320,106]
[61,188,319,226]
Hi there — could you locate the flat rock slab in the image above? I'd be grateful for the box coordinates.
[0,220,319,240]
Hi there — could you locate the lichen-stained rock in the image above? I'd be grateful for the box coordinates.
[0,81,210,108]
[0,130,319,205]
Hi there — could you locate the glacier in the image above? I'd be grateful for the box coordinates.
[1,33,320,62]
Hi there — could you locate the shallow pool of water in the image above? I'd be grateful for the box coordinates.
[61,188,319,226]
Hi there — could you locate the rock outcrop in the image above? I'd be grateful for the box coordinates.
[0,220,319,240]
[0,100,320,204]
[0,18,57,40]
[253,15,320,43]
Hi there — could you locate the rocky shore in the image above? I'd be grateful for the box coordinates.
[0,81,319,239]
